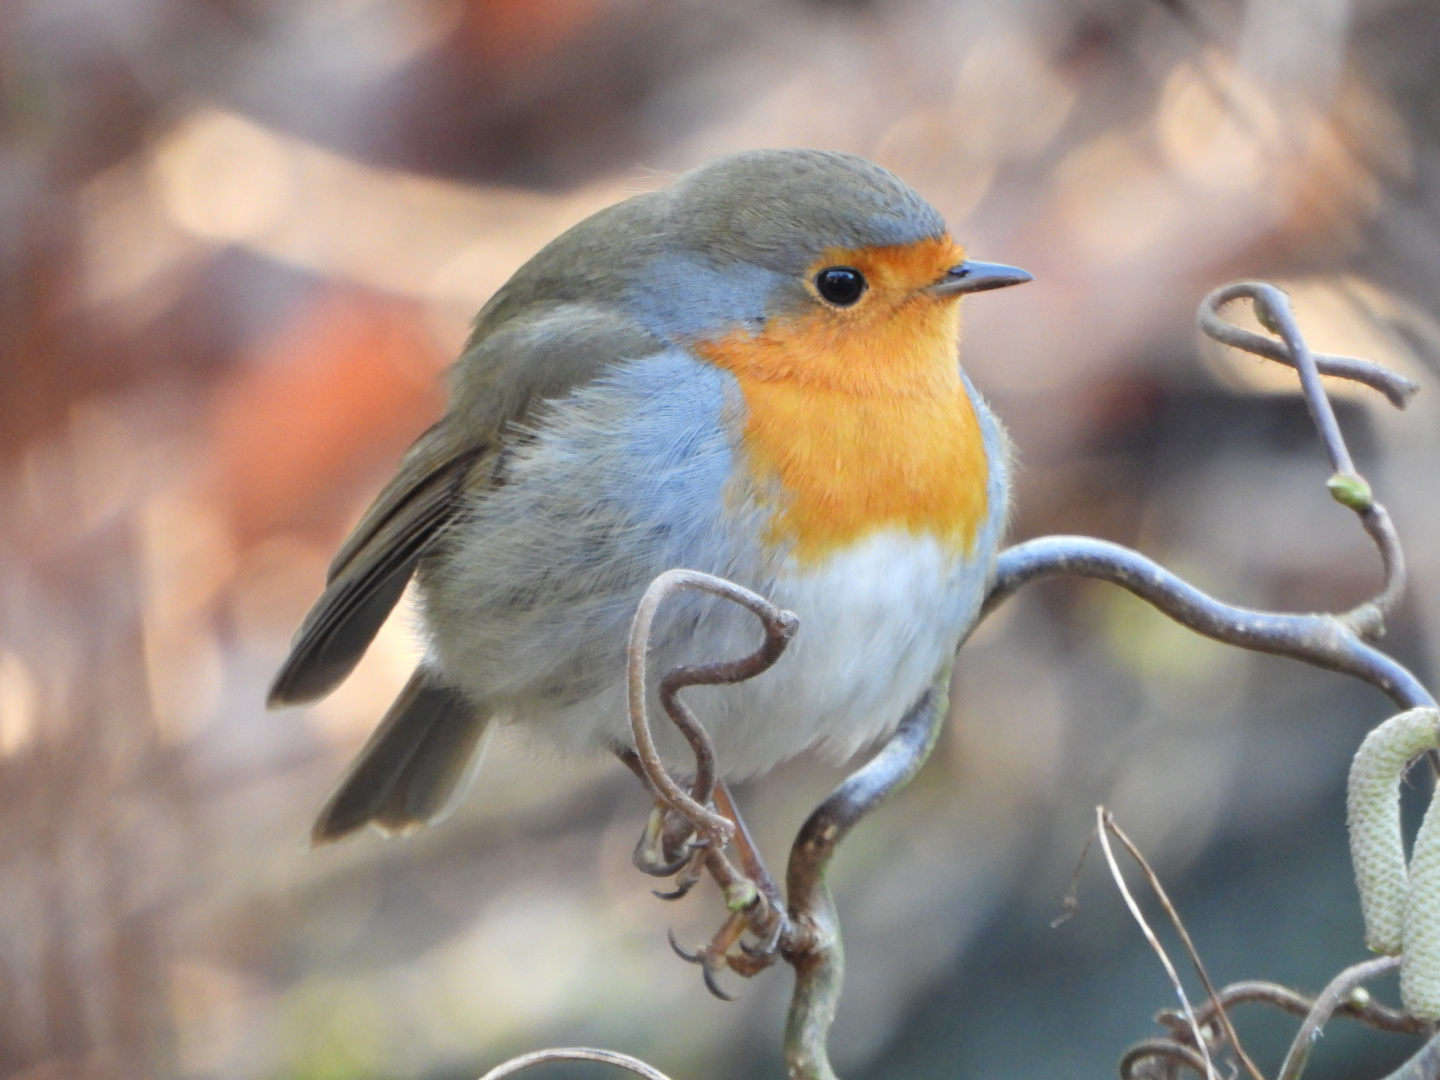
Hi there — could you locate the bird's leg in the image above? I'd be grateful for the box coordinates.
[615,749,788,994]
[712,782,787,969]
[667,783,789,994]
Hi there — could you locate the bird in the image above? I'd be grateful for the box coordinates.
[267,147,1031,846]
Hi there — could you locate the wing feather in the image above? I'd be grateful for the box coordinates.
[267,440,485,706]
[267,302,663,713]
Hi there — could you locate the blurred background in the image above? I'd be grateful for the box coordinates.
[4,0,1440,1077]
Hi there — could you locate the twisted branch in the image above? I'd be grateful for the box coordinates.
[1201,282,1409,636]
[626,568,798,840]
[984,536,1432,711]
[1173,980,1429,1037]
[1277,956,1402,1080]
[782,686,947,1080]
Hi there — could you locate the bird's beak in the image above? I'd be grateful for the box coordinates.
[928,260,1033,298]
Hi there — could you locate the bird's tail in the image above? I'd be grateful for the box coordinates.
[311,667,492,845]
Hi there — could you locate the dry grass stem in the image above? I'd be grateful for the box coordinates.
[1097,807,1219,1080]
[1103,813,1266,1080]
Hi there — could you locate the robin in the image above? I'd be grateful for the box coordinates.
[268,148,1031,845]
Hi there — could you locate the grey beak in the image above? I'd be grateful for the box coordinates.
[929,260,1033,297]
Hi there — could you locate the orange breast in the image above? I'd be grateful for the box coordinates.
[693,238,989,566]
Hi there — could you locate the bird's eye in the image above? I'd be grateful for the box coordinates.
[814,266,866,306]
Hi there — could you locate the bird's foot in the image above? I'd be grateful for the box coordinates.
[668,885,786,999]
[654,782,789,997]
[616,746,789,996]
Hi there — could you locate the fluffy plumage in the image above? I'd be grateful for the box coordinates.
[271,148,1020,844]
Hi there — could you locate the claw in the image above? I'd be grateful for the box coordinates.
[637,848,694,878]
[645,782,788,998]
[668,928,703,965]
[633,809,697,877]
[653,877,698,902]
[702,965,736,1002]
[668,927,739,1000]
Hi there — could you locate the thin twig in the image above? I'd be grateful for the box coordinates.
[476,1047,677,1080]
[1053,831,1095,927]
[1198,285,1420,410]
[626,569,798,841]
[1105,817,1265,1080]
[1097,808,1217,1080]
[1276,956,1401,1080]
[626,570,800,998]
[1200,282,1410,635]
[983,537,1434,712]
[1174,979,1430,1036]
[1120,1038,1215,1080]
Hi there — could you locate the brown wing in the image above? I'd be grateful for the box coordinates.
[267,426,488,707]
[266,302,663,710]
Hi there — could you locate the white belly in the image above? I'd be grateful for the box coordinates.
[499,529,993,778]
[694,530,989,775]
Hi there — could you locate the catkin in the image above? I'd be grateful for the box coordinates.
[1347,708,1440,954]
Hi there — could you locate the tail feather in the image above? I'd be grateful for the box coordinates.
[312,669,489,845]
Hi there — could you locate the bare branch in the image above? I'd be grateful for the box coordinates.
[1199,283,1420,410]
[782,685,948,1080]
[626,568,798,841]
[1200,282,1411,635]
[984,536,1433,712]
[1174,980,1429,1037]
[1277,956,1401,1080]
[626,569,800,997]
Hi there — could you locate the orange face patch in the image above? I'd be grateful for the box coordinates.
[693,236,991,564]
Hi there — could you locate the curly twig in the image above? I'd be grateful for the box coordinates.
[1200,282,1409,636]
[626,568,798,839]
[626,569,801,997]
[985,536,1433,711]
[1171,979,1429,1037]
[476,1048,676,1080]
[1277,956,1402,1080]
[1198,285,1419,410]
[1120,1038,1214,1080]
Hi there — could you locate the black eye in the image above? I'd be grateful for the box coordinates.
[814,266,866,306]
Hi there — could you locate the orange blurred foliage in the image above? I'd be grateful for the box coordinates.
[205,287,448,548]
